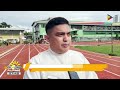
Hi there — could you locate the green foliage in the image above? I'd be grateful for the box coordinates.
[24,32,33,36]
[0,22,12,28]
[75,45,120,56]
[0,42,2,46]
[24,39,32,44]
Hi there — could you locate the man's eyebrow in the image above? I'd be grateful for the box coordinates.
[67,32,71,34]
[56,32,70,33]
[55,32,65,35]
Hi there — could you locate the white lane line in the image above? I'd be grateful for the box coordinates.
[104,70,120,77]
[33,44,40,53]
[83,51,120,63]
[0,44,26,78]
[0,45,20,56]
[37,44,46,51]
[0,45,21,59]
[0,45,19,56]
[41,44,49,49]
[75,48,120,59]
[86,56,120,77]
[86,56,120,68]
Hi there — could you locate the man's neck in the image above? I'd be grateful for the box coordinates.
[49,47,68,55]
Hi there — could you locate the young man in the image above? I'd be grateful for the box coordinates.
[23,17,98,79]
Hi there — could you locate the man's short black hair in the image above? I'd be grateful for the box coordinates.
[45,17,69,34]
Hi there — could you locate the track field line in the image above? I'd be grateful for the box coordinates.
[86,56,120,77]
[82,52,120,63]
[0,45,22,60]
[104,70,120,77]
[86,56,120,68]
[33,44,40,53]
[0,45,26,78]
[0,44,21,57]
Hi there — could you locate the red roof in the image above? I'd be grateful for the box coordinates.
[70,22,104,25]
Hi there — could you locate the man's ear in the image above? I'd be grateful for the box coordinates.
[45,35,49,42]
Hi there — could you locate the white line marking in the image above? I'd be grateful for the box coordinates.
[0,45,20,56]
[76,48,120,59]
[86,56,120,77]
[83,51,120,63]
[0,45,21,59]
[86,56,120,68]
[33,44,40,53]
[104,70,120,77]
[0,44,26,78]
[37,44,46,51]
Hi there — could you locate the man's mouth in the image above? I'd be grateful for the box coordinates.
[61,44,69,48]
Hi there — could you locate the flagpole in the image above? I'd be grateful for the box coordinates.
[107,14,113,54]
[111,22,113,54]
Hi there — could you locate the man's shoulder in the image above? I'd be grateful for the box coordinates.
[29,49,49,63]
[33,49,48,57]
[68,50,87,64]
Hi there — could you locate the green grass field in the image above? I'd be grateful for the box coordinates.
[75,45,120,56]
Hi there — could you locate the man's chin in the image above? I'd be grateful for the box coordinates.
[61,48,69,53]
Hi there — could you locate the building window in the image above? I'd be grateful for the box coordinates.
[41,24,46,28]
[71,25,82,30]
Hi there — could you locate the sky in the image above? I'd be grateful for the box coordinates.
[0,11,120,32]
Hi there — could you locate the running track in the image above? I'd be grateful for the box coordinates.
[0,44,120,79]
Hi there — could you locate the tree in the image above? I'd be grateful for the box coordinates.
[0,22,12,28]
[7,24,12,28]
[1,22,7,28]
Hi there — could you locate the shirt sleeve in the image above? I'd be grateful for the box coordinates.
[23,69,41,79]
[23,56,42,79]
[85,71,98,79]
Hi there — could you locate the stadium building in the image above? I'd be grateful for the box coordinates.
[32,18,120,43]
[0,27,25,44]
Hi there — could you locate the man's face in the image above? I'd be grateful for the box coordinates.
[47,24,71,54]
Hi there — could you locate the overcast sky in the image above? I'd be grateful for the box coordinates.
[0,11,120,31]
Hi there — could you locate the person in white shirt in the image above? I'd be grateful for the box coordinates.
[23,17,98,79]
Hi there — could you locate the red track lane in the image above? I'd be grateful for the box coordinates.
[87,58,120,79]
[77,49,120,61]
[36,44,48,52]
[0,44,18,54]
[84,55,120,76]
[0,45,24,78]
[0,45,27,79]
[79,50,120,66]
[70,47,120,79]
[71,44,120,58]
[3,44,43,79]
[0,44,120,79]
[87,57,120,78]
[71,47,120,62]
[0,44,38,79]
[30,44,40,59]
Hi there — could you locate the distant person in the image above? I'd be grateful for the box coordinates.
[23,17,98,79]
[6,42,8,46]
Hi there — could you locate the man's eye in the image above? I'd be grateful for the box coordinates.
[56,33,65,36]
[57,34,63,37]
[67,32,71,36]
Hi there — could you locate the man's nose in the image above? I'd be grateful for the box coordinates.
[63,35,69,42]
